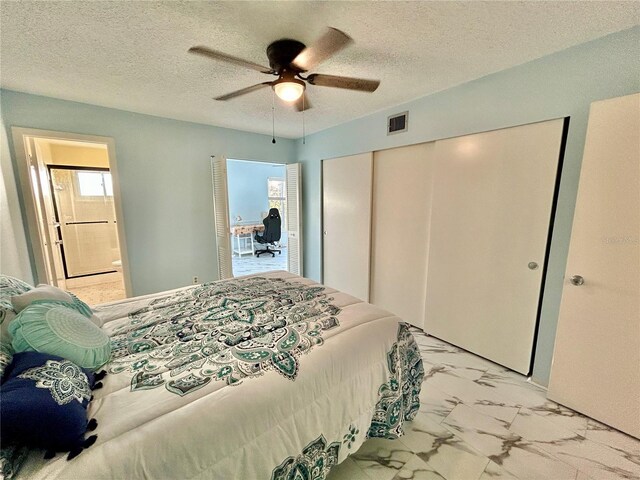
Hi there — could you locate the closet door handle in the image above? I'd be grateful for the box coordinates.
[569,275,584,286]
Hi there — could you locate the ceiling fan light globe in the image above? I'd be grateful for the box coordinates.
[273,81,304,102]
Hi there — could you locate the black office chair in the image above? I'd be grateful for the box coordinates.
[254,208,282,257]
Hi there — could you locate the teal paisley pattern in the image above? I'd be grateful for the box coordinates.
[109,276,341,396]
[271,323,424,480]
[18,359,91,405]
[367,323,424,438]
[0,342,13,379]
[342,424,359,450]
[271,435,341,480]
[0,444,30,480]
[0,275,32,332]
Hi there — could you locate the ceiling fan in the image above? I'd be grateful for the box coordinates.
[188,27,380,112]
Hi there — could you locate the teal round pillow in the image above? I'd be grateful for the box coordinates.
[9,303,111,370]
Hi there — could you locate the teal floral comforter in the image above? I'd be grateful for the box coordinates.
[16,271,423,480]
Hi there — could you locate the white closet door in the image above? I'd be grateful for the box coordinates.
[425,119,565,374]
[548,94,639,438]
[286,163,303,276]
[370,143,435,328]
[211,156,233,280]
[322,153,372,301]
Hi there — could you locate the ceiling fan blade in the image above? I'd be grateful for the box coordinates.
[214,82,273,101]
[306,74,380,92]
[294,92,312,112]
[189,46,273,74]
[291,27,353,72]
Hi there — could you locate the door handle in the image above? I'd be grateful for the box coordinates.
[569,275,584,286]
[54,240,63,246]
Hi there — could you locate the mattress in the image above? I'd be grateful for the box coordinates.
[16,271,424,479]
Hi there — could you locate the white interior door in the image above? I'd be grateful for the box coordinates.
[286,163,303,276]
[548,94,640,438]
[32,139,65,288]
[322,153,373,301]
[26,136,58,285]
[211,156,233,280]
[370,143,435,328]
[425,119,566,374]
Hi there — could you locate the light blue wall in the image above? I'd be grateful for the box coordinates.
[227,159,285,224]
[295,26,640,385]
[0,109,33,283]
[1,90,296,296]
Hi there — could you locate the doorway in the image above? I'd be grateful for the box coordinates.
[12,128,130,304]
[210,157,302,280]
[227,159,288,277]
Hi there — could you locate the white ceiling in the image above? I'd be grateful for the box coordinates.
[1,1,638,138]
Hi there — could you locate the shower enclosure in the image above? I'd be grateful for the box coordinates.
[49,166,120,278]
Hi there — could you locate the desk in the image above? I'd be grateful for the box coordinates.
[230,224,264,257]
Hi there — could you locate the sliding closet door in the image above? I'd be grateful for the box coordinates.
[322,153,372,300]
[425,119,565,374]
[286,163,303,276]
[370,143,435,328]
[211,157,233,280]
[548,94,639,438]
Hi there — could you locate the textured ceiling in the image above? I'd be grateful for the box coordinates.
[1,1,638,138]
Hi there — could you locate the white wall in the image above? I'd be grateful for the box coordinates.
[295,26,640,385]
[1,90,296,295]
[0,110,34,283]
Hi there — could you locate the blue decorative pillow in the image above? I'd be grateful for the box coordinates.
[0,352,105,460]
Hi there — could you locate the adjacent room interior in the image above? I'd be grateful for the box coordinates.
[15,134,126,304]
[0,3,638,480]
[227,159,288,277]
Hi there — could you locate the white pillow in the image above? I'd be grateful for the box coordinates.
[11,284,73,312]
[11,284,103,328]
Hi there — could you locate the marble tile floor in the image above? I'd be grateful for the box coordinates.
[67,280,126,306]
[328,327,640,480]
[232,248,287,277]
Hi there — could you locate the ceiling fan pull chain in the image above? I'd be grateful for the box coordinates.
[302,94,306,145]
[271,89,276,144]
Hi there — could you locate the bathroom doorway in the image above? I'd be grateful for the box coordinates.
[12,128,130,304]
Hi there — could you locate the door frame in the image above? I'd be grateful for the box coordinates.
[11,127,132,297]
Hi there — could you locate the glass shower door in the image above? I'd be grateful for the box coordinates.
[50,167,119,278]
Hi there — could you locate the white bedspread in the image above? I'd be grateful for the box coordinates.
[17,271,423,480]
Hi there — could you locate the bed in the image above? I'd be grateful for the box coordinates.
[14,271,424,479]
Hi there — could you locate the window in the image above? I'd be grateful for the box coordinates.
[77,171,113,197]
[268,177,286,228]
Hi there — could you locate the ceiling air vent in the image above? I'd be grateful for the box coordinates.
[387,111,408,135]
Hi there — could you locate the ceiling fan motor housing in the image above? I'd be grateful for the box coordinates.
[266,39,306,72]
